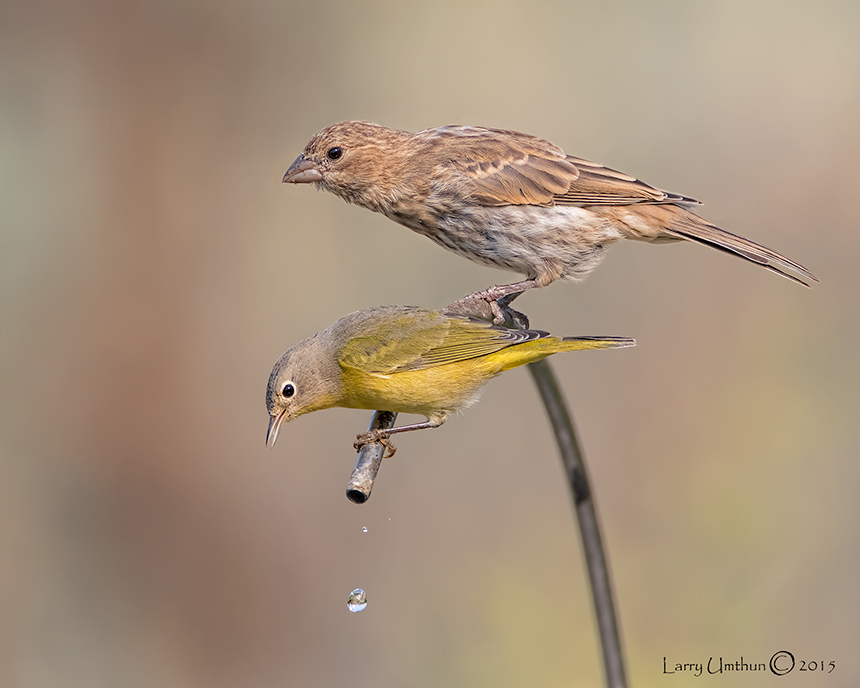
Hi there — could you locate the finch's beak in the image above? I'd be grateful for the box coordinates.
[283,154,323,184]
[266,410,288,448]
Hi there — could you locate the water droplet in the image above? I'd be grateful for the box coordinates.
[347,588,368,613]
[362,526,368,533]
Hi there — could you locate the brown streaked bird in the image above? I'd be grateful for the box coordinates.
[284,121,817,320]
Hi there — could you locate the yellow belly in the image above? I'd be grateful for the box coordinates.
[338,342,558,419]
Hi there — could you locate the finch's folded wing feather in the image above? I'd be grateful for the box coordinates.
[428,127,698,208]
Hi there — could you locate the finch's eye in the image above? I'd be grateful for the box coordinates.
[282,382,295,398]
[327,146,343,161]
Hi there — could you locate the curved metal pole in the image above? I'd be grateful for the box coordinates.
[528,358,628,688]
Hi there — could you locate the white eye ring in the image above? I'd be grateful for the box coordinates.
[282,382,296,398]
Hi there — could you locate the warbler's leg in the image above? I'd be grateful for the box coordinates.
[354,419,443,456]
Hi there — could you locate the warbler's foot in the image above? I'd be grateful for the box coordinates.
[354,431,397,458]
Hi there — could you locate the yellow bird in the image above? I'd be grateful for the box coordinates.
[265,305,634,451]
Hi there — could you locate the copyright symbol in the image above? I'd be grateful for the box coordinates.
[770,650,795,676]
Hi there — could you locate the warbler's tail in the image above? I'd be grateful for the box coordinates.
[557,336,636,351]
[495,334,634,372]
[664,208,818,287]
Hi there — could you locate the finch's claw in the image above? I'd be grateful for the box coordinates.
[496,294,530,329]
[508,308,530,330]
[489,299,506,325]
[446,291,530,329]
[354,431,397,458]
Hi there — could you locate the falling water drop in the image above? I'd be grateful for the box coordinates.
[347,589,368,613]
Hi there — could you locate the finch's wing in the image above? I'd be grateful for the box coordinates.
[426,126,698,208]
[553,156,699,207]
[338,309,545,374]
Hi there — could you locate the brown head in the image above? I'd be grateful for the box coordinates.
[283,121,415,211]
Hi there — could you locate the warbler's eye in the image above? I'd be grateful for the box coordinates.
[282,382,295,398]
[327,146,343,161]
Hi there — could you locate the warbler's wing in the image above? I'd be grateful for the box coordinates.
[421,125,697,208]
[395,317,548,372]
[338,308,545,374]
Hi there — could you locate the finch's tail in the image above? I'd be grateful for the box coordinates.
[664,209,818,286]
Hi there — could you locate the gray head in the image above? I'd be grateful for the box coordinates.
[265,333,343,447]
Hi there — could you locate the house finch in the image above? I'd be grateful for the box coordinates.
[265,305,633,453]
[284,121,817,320]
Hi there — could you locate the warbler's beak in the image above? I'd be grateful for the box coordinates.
[266,410,288,448]
[283,154,323,184]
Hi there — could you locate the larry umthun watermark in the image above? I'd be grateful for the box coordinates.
[663,651,835,677]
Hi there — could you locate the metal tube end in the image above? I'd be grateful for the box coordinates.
[345,411,397,504]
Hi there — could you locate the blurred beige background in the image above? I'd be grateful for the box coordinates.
[1,1,858,686]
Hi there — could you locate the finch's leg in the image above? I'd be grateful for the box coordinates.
[469,277,539,307]
[354,419,443,456]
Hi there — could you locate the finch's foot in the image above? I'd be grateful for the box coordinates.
[496,293,530,330]
[354,431,397,458]
[446,290,530,329]
[449,278,540,326]
[467,285,522,325]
